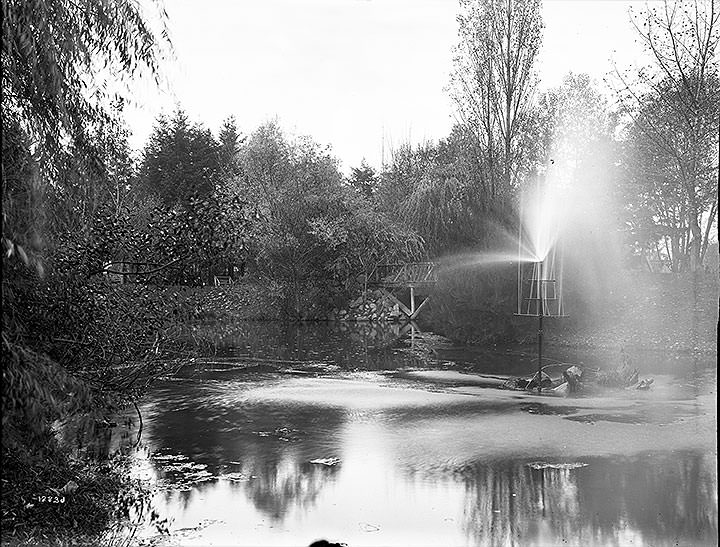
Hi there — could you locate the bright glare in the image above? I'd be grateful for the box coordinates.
[520,173,566,264]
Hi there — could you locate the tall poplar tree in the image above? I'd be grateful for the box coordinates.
[449,0,543,198]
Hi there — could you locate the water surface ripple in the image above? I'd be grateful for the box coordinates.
[112,322,716,546]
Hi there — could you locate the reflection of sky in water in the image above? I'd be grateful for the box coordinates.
[120,374,717,546]
[111,323,717,546]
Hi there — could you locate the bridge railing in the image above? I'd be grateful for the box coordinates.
[368,262,437,286]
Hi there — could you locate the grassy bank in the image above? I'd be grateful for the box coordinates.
[1,440,162,547]
[2,274,189,547]
[424,271,719,354]
[546,272,719,354]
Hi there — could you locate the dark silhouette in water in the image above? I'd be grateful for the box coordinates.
[309,540,346,547]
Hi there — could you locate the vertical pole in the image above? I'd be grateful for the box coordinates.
[538,311,543,393]
[517,194,523,315]
[537,260,543,394]
[410,286,415,316]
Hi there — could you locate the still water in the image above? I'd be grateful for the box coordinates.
[111,322,717,546]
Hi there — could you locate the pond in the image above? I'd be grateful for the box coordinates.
[108,321,717,546]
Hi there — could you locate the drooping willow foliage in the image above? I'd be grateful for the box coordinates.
[2,0,169,162]
[1,0,171,510]
[2,0,170,257]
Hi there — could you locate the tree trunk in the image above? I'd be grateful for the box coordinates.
[291,262,301,319]
[689,216,702,272]
[700,199,717,265]
[504,0,513,196]
[670,235,681,273]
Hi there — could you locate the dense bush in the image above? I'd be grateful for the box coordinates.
[1,1,174,541]
[241,122,425,318]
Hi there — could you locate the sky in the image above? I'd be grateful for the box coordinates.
[124,0,651,173]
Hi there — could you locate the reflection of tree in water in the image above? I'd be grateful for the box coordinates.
[461,453,717,545]
[142,395,346,523]
[186,320,430,370]
[234,452,340,522]
[577,452,718,545]
[157,461,338,518]
[163,482,209,513]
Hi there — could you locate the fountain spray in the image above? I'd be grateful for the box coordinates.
[515,175,566,393]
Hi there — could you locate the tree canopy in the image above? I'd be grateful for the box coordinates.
[450,0,543,198]
[1,0,170,165]
[140,109,222,206]
[2,0,171,268]
[240,122,423,316]
[613,0,719,271]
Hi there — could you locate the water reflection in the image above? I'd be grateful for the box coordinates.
[460,453,718,546]
[190,320,430,370]
[184,319,716,378]
[110,321,716,546]
[240,456,341,522]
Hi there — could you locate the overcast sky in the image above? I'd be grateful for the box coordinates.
[124,0,649,172]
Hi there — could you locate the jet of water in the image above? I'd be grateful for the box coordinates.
[519,175,566,264]
[440,250,538,274]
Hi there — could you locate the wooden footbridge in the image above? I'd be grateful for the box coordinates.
[367,262,437,320]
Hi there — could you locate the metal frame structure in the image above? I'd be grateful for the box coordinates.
[514,179,567,393]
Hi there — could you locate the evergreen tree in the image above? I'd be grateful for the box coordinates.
[348,160,379,200]
[140,108,221,206]
[218,115,243,177]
